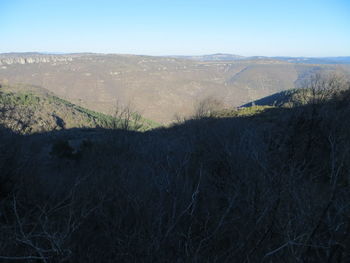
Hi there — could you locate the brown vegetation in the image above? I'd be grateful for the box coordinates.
[1,53,349,123]
[0,76,350,262]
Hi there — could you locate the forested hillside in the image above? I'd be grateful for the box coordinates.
[0,83,158,133]
[1,76,350,262]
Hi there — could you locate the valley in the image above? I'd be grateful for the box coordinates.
[1,53,348,123]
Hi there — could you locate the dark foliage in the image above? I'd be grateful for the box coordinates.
[0,79,350,262]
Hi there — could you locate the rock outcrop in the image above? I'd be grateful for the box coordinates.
[0,54,73,65]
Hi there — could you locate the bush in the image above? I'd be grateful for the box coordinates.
[0,76,350,262]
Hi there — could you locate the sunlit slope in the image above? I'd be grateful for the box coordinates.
[1,53,349,122]
[0,84,158,134]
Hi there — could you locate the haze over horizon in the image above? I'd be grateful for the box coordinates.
[1,0,349,57]
[2,2,350,261]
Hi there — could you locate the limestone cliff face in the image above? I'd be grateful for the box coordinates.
[0,55,73,65]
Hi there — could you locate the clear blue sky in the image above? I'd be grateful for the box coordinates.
[1,0,349,56]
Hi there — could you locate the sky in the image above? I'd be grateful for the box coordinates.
[0,0,349,57]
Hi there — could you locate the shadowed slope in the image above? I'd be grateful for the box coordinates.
[1,83,350,262]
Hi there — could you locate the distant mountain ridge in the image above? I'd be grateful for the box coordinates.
[173,53,350,64]
[1,52,349,65]
[0,53,75,65]
[171,53,246,61]
[271,56,350,65]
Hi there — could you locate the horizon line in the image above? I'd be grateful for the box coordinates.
[0,51,349,59]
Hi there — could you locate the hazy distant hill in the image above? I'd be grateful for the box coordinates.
[171,53,350,64]
[271,56,350,65]
[172,53,245,61]
[0,53,349,123]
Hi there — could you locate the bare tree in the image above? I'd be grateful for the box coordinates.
[294,73,348,106]
[194,97,224,118]
[109,101,144,131]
